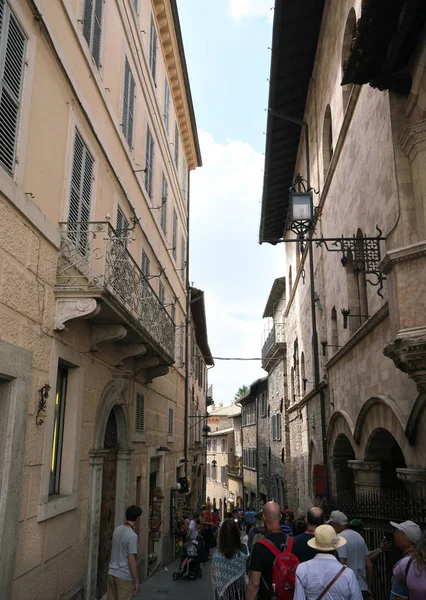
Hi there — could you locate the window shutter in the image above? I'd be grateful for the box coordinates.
[82,0,93,51]
[0,5,26,174]
[182,160,187,199]
[68,130,93,251]
[278,414,281,440]
[122,58,135,148]
[149,16,157,82]
[92,0,103,67]
[158,280,165,304]
[141,250,150,279]
[135,393,145,433]
[163,77,170,132]
[116,207,129,240]
[168,407,173,435]
[160,175,168,233]
[180,236,185,279]
[145,127,154,198]
[172,209,177,259]
[171,304,175,324]
[133,0,138,11]
[272,415,276,440]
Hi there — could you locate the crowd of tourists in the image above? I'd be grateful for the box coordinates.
[104,501,426,600]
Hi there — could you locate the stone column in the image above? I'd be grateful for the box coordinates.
[347,460,381,495]
[396,468,426,498]
[85,449,109,600]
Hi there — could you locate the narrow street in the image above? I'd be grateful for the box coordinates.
[136,560,212,600]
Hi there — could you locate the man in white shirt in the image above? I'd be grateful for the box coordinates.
[108,505,142,600]
[328,511,373,600]
[294,524,362,600]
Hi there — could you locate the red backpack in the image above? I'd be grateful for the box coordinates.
[257,537,300,600]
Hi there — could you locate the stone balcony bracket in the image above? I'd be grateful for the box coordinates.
[383,327,426,393]
[115,343,147,367]
[91,324,128,351]
[55,297,101,331]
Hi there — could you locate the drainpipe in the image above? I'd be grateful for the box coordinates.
[184,176,191,477]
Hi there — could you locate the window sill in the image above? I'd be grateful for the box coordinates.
[167,435,174,443]
[38,493,79,522]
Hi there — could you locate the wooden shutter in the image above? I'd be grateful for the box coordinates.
[141,250,150,279]
[83,0,103,68]
[145,126,154,198]
[172,209,177,259]
[180,236,185,279]
[116,207,129,240]
[171,304,175,324]
[68,130,93,251]
[122,58,135,148]
[160,175,167,233]
[149,16,157,82]
[135,393,145,433]
[0,4,26,174]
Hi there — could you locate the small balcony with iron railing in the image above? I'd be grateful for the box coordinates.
[55,221,175,374]
[227,458,242,479]
[261,323,286,369]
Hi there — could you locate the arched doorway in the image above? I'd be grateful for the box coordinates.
[365,428,407,490]
[333,434,355,498]
[96,410,119,597]
[86,376,132,600]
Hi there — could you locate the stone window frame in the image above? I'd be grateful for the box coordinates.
[168,400,175,442]
[0,340,32,599]
[38,341,84,522]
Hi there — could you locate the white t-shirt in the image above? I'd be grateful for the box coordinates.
[337,528,369,591]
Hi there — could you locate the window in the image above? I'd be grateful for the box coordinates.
[135,392,145,433]
[271,414,282,441]
[182,160,187,200]
[179,321,184,367]
[208,439,211,451]
[161,175,168,233]
[172,209,178,260]
[221,438,227,453]
[141,250,150,280]
[145,126,154,198]
[243,448,256,469]
[322,104,333,179]
[212,439,217,452]
[301,352,306,394]
[341,9,357,111]
[221,466,226,483]
[158,280,165,305]
[132,0,138,12]
[83,0,103,68]
[149,16,157,83]
[0,3,26,175]
[180,236,186,280]
[242,402,256,426]
[174,123,179,168]
[168,407,174,435]
[68,130,94,252]
[207,463,211,479]
[116,207,129,240]
[122,58,135,148]
[163,76,170,133]
[212,462,217,480]
[171,304,175,324]
[49,366,68,495]
[260,392,267,417]
[275,370,279,395]
[331,306,338,352]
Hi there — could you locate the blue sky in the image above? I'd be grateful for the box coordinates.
[178,0,282,404]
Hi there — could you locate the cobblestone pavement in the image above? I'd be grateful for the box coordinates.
[135,559,212,600]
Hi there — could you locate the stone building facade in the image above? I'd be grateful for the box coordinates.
[206,404,242,518]
[260,0,426,513]
[0,1,206,598]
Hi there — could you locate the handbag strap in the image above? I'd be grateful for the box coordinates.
[317,566,346,600]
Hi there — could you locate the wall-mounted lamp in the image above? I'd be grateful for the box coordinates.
[36,384,51,426]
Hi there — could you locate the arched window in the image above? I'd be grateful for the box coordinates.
[322,105,333,180]
[293,339,300,399]
[300,352,306,395]
[341,9,357,112]
[331,306,339,352]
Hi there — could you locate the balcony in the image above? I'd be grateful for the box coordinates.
[262,323,285,369]
[227,464,243,478]
[55,222,175,371]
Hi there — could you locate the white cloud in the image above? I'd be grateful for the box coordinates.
[228,0,273,22]
[190,131,282,405]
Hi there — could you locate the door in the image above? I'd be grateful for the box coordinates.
[97,410,118,598]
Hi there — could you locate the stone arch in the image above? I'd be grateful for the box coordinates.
[308,440,321,497]
[341,8,357,111]
[364,428,407,490]
[86,375,133,600]
[353,395,407,445]
[327,410,356,456]
[333,434,356,498]
[406,392,426,445]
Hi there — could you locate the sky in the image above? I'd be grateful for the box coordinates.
[178,0,283,404]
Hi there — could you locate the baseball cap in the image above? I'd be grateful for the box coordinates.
[350,518,370,531]
[390,520,422,543]
[327,510,348,525]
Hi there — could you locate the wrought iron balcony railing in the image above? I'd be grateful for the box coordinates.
[262,323,285,361]
[56,221,175,362]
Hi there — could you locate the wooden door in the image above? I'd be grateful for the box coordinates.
[97,449,118,597]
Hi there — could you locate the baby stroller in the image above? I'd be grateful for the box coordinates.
[173,536,206,580]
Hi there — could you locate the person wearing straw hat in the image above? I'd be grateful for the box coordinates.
[294,524,363,600]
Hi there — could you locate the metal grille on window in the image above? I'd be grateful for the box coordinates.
[68,130,94,252]
[141,249,150,297]
[83,0,103,68]
[160,175,168,233]
[122,58,135,148]
[174,123,179,168]
[172,209,177,260]
[116,207,129,243]
[149,16,157,83]
[0,3,26,174]
[158,280,165,305]
[145,126,154,198]
[170,304,175,324]
[163,76,170,132]
[180,236,185,280]
[136,393,145,433]
[168,407,174,435]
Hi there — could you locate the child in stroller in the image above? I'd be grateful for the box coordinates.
[173,535,207,580]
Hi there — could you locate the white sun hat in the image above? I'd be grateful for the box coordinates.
[307,524,347,551]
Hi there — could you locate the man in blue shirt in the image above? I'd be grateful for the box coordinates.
[245,506,257,527]
[390,520,422,600]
